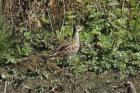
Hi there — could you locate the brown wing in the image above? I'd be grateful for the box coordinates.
[57,43,71,51]
[52,42,73,57]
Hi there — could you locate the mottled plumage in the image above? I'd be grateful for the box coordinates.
[51,25,82,58]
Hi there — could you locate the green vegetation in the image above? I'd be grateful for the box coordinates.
[0,0,140,74]
[0,15,16,64]
[0,0,140,92]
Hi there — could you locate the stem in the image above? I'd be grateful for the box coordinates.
[4,81,7,93]
[60,0,66,32]
[47,8,54,32]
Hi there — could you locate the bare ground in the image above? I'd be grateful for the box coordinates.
[0,58,139,93]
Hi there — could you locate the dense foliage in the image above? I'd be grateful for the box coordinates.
[0,0,140,76]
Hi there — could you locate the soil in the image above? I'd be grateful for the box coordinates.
[0,58,139,93]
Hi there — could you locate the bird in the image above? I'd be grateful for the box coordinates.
[18,25,82,66]
[125,81,137,93]
[41,25,82,60]
[52,25,82,58]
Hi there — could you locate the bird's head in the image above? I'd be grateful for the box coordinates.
[76,26,82,32]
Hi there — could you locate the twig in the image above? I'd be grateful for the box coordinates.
[121,0,125,16]
[49,86,58,92]
[4,81,8,93]
[60,0,66,32]
[47,8,54,32]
